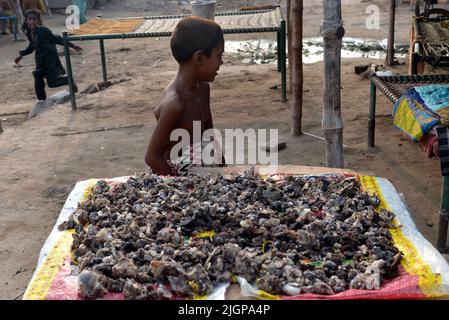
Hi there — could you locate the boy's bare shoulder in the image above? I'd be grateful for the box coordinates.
[155,89,185,117]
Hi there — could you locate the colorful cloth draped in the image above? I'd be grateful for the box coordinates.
[393,84,449,142]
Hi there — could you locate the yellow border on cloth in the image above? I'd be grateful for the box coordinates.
[23,180,98,300]
[23,230,74,300]
[359,176,443,297]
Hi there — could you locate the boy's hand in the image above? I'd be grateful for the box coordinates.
[73,45,83,53]
[14,56,22,65]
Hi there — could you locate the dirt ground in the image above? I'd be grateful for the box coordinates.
[1,0,449,300]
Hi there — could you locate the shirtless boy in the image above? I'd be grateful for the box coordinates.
[145,16,225,175]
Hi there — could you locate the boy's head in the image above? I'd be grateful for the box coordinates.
[22,9,42,32]
[171,16,224,82]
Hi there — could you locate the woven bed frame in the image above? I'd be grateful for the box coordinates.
[62,7,287,111]
[368,74,449,253]
[410,15,449,74]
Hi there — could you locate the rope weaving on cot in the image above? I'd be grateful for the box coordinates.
[69,18,144,35]
[68,8,282,36]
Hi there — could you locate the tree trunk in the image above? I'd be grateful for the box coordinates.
[321,0,345,168]
[291,0,303,136]
[287,0,292,93]
[386,0,396,66]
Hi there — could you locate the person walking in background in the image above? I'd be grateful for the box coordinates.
[21,0,46,14]
[14,10,83,101]
[73,0,88,25]
[0,0,18,35]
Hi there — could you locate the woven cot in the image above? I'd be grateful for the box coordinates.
[68,8,283,36]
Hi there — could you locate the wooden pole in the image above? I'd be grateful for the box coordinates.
[287,0,292,93]
[386,0,396,66]
[415,0,421,16]
[291,0,303,136]
[0,119,3,134]
[321,0,345,168]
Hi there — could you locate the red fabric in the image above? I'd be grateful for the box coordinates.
[282,266,425,300]
[46,256,124,300]
[419,130,440,159]
[44,257,426,300]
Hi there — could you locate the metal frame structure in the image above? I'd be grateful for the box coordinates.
[62,9,287,111]
[368,74,449,253]
[0,15,18,41]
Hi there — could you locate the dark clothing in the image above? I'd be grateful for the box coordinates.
[20,26,76,100]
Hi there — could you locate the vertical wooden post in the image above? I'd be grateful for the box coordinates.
[321,0,345,168]
[386,0,396,66]
[291,0,303,136]
[0,119,3,134]
[280,20,287,102]
[287,0,292,93]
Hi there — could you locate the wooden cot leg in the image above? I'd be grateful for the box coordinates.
[437,175,449,253]
[368,79,377,148]
[411,53,419,75]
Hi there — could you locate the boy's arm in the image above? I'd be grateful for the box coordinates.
[45,28,83,52]
[16,39,34,64]
[19,42,34,57]
[203,82,226,166]
[203,82,213,130]
[145,99,184,175]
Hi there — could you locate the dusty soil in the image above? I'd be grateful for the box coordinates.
[1,0,448,299]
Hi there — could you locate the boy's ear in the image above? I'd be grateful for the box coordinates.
[192,50,205,65]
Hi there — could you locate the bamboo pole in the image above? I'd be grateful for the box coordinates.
[321,0,345,168]
[386,0,396,66]
[291,0,303,136]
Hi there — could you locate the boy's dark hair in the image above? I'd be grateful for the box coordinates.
[170,16,224,64]
[21,9,43,33]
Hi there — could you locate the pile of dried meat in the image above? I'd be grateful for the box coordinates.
[59,173,403,299]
